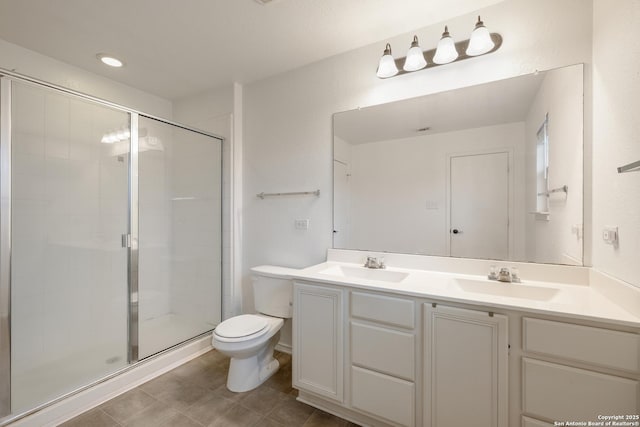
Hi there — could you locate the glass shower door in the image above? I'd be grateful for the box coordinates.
[8,80,130,412]
[137,116,222,359]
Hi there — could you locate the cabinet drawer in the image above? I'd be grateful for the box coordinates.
[351,321,414,380]
[523,317,640,372]
[522,358,639,422]
[522,416,553,427]
[351,291,415,329]
[351,366,415,427]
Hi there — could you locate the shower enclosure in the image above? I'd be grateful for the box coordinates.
[0,74,222,421]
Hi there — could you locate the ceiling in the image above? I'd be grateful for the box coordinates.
[334,71,545,144]
[0,0,503,100]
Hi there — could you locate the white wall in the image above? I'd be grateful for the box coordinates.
[524,65,584,265]
[243,0,593,321]
[333,135,351,165]
[344,123,526,258]
[592,0,640,287]
[0,39,172,118]
[173,85,233,130]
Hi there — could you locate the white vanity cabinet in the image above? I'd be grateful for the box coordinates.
[292,277,639,427]
[423,304,509,427]
[292,282,344,403]
[520,317,640,425]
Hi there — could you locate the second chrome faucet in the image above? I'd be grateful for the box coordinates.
[488,266,521,283]
[364,256,386,269]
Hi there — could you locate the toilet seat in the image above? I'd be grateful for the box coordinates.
[214,314,269,340]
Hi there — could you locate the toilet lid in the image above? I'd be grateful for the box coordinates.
[215,314,269,338]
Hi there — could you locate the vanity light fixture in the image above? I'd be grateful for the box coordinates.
[466,16,495,56]
[433,26,459,65]
[376,43,399,78]
[376,16,501,79]
[96,53,124,68]
[403,36,427,72]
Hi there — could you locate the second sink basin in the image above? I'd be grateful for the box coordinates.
[452,278,559,301]
[319,265,409,283]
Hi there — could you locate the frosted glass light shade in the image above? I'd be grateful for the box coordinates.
[376,43,398,78]
[403,36,427,72]
[433,27,458,65]
[466,16,495,56]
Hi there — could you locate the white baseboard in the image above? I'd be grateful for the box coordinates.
[275,342,292,354]
[9,335,213,427]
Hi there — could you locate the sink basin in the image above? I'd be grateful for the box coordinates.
[319,265,409,283]
[452,278,559,301]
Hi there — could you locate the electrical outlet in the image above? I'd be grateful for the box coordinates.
[295,219,310,230]
[602,226,618,246]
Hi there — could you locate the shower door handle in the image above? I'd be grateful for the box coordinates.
[122,234,131,248]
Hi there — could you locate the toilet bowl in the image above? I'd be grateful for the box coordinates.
[212,266,293,392]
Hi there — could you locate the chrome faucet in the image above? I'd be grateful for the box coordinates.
[497,267,512,283]
[364,256,385,269]
[488,266,521,283]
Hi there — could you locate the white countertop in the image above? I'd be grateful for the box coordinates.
[280,261,640,328]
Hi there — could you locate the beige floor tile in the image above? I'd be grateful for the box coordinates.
[139,372,212,411]
[183,393,236,426]
[59,408,120,427]
[211,383,249,402]
[120,401,204,427]
[239,385,289,415]
[265,394,315,426]
[303,409,349,427]
[98,388,157,424]
[207,404,262,427]
[63,350,351,427]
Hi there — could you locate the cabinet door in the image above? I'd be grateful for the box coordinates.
[293,282,343,402]
[424,304,508,427]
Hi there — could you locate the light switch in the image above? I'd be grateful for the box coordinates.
[602,226,618,246]
[295,219,310,230]
[425,200,439,210]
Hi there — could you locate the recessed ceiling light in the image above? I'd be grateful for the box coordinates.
[96,53,124,68]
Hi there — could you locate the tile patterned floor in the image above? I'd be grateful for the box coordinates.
[60,350,358,427]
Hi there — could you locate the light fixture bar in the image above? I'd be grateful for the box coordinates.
[378,33,502,79]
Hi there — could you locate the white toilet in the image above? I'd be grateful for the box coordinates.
[212,266,293,392]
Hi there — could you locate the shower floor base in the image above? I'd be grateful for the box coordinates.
[11,342,126,414]
[11,313,216,415]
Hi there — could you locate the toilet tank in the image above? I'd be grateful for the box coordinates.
[251,266,294,318]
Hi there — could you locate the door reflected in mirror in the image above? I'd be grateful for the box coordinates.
[333,64,583,265]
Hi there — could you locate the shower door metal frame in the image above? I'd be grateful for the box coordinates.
[128,113,140,363]
[0,77,12,419]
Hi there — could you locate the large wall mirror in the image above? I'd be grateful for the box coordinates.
[333,64,583,265]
